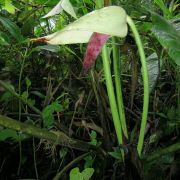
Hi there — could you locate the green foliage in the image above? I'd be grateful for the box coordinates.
[84,155,94,169]
[0,128,19,141]
[25,77,31,88]
[0,0,180,179]
[89,130,101,146]
[89,130,97,145]
[0,128,27,141]
[151,13,180,66]
[69,167,94,180]
[0,0,16,14]
[108,148,123,160]
[0,16,24,42]
[42,101,63,128]
[154,0,172,18]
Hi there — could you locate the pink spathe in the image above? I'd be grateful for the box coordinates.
[83,32,110,72]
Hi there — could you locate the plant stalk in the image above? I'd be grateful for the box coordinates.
[126,16,149,156]
[101,45,123,145]
[112,37,128,139]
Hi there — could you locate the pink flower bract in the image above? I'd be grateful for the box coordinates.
[83,32,110,73]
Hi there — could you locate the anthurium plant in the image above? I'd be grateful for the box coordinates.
[33,5,149,157]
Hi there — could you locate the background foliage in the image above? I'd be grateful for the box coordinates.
[0,0,179,179]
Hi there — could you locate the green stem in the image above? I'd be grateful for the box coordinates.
[126,16,149,156]
[112,37,128,139]
[101,45,123,145]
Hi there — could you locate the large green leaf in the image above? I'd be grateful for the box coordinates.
[35,6,127,45]
[0,16,24,42]
[151,13,180,66]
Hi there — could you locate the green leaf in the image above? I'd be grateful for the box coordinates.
[0,16,24,42]
[90,130,97,139]
[0,128,19,141]
[4,0,16,14]
[51,101,63,112]
[95,0,104,9]
[0,128,28,142]
[42,101,63,128]
[84,155,94,169]
[69,167,94,180]
[43,0,77,19]
[42,105,54,128]
[27,98,35,106]
[151,13,180,66]
[81,168,94,180]
[89,130,97,146]
[37,6,127,44]
[108,152,122,160]
[21,91,29,100]
[108,146,125,160]
[70,167,82,180]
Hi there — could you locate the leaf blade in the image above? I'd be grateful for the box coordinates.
[36,6,127,45]
[151,13,180,66]
[0,16,24,42]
